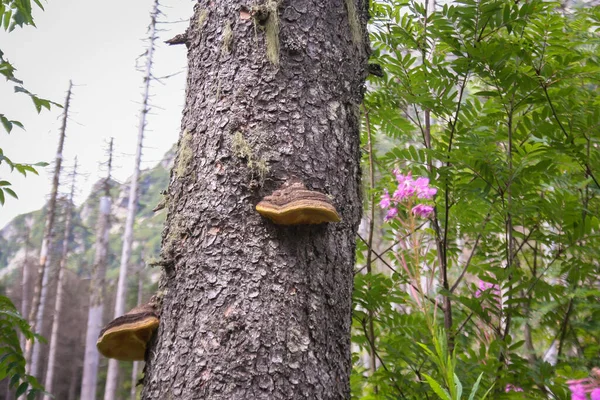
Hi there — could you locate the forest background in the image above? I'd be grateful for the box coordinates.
[1,0,600,399]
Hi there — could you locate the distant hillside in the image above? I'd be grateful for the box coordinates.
[0,145,175,283]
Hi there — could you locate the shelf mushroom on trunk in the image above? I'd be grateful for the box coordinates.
[96,302,159,361]
[256,181,341,225]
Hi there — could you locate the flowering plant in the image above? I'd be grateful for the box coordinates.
[568,369,600,400]
[380,170,437,221]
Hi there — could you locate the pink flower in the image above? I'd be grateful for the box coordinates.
[380,189,391,209]
[411,204,434,218]
[567,371,600,399]
[382,171,437,222]
[475,280,500,298]
[385,207,398,221]
[414,177,437,199]
[413,177,429,190]
[393,181,416,201]
[505,384,523,392]
[393,169,411,184]
[569,383,587,400]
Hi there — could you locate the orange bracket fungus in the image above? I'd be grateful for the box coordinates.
[256,181,341,225]
[96,303,159,361]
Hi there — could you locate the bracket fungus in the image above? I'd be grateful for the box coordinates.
[256,182,341,225]
[96,303,159,361]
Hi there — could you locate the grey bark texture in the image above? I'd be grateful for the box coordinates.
[142,0,369,399]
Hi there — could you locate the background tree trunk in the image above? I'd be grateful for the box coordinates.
[43,159,78,399]
[142,0,369,398]
[19,226,32,353]
[26,80,73,379]
[130,264,144,400]
[104,0,159,397]
[81,139,113,400]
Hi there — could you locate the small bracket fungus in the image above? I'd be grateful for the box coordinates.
[96,303,159,361]
[256,182,341,225]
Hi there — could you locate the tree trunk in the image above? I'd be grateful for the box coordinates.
[19,226,31,353]
[5,379,13,400]
[130,266,144,400]
[142,1,369,398]
[26,80,73,379]
[68,361,79,400]
[81,139,114,400]
[43,159,77,400]
[104,1,159,397]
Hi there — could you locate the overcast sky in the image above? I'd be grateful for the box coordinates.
[0,0,194,228]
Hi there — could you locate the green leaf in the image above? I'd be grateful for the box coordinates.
[0,352,12,365]
[3,9,12,30]
[13,86,29,94]
[1,116,12,133]
[423,374,452,400]
[467,373,483,400]
[9,372,20,388]
[4,187,17,199]
[15,382,28,397]
[454,373,462,399]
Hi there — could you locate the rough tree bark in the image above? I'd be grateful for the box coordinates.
[81,139,113,400]
[26,80,73,378]
[44,158,77,399]
[104,0,159,397]
[142,1,369,399]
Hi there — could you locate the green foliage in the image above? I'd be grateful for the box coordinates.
[0,0,44,31]
[0,179,17,205]
[353,0,600,398]
[1,0,59,204]
[0,295,49,399]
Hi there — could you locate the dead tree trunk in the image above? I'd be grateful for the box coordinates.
[19,226,31,352]
[43,158,78,399]
[26,80,73,378]
[81,139,114,400]
[142,1,369,398]
[104,1,159,397]
[130,263,144,400]
[68,362,79,400]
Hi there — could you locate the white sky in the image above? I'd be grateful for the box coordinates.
[0,0,193,228]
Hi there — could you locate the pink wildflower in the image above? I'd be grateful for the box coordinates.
[385,207,398,221]
[380,189,391,209]
[505,384,523,392]
[382,170,437,222]
[569,383,587,400]
[411,204,434,218]
[567,370,600,399]
[393,181,416,201]
[414,177,437,199]
[393,169,411,184]
[475,280,500,298]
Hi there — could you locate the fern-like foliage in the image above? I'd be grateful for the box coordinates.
[0,295,48,398]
